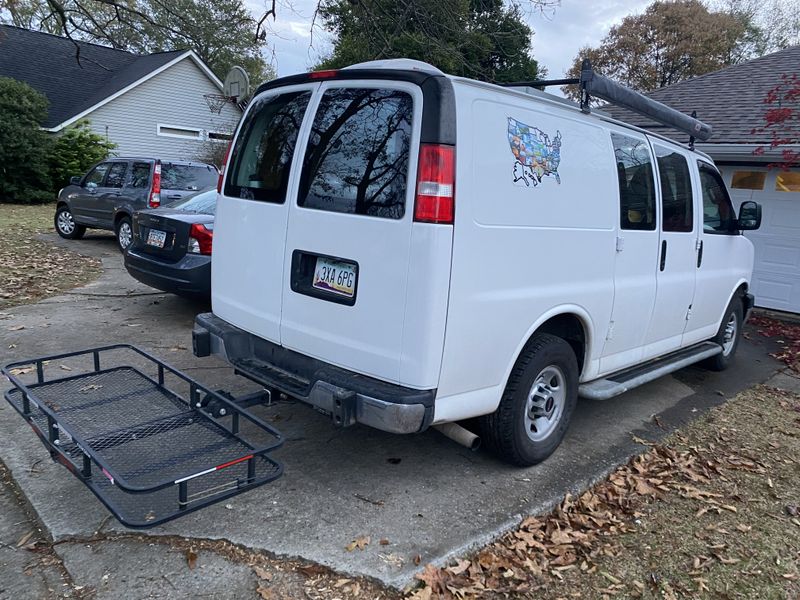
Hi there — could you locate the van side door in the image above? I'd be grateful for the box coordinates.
[599,131,659,373]
[682,161,741,344]
[641,143,698,357]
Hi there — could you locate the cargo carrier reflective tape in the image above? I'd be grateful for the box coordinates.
[2,344,284,529]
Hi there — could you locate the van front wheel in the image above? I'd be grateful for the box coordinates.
[481,334,578,466]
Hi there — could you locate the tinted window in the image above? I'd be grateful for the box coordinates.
[298,88,413,219]
[106,162,128,188]
[699,164,736,234]
[166,189,217,215]
[85,163,109,188]
[655,147,693,232]
[226,91,311,202]
[161,164,217,191]
[130,162,151,188]
[611,133,656,231]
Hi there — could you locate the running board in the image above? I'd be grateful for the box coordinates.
[579,342,722,400]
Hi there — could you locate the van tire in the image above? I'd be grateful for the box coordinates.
[54,205,85,240]
[704,297,744,371]
[481,334,578,466]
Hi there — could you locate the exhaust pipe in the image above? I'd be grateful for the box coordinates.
[433,423,481,451]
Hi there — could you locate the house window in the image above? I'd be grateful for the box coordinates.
[731,171,766,190]
[775,171,800,192]
[208,131,233,141]
[157,124,202,139]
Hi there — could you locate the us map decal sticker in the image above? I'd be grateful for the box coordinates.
[507,117,562,187]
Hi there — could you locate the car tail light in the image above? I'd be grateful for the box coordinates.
[188,223,213,255]
[149,162,161,208]
[414,144,455,224]
[217,143,231,193]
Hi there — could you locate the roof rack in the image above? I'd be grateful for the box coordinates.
[500,59,712,146]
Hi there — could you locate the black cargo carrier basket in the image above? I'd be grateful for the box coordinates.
[2,345,283,528]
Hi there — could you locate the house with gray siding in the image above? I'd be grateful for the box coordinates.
[0,25,241,163]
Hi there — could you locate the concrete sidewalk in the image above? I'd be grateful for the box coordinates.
[0,233,784,593]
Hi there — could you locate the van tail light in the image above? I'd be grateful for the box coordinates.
[188,223,213,255]
[309,69,338,79]
[149,161,161,208]
[414,144,455,224]
[217,143,231,193]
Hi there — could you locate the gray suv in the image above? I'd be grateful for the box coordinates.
[54,158,218,251]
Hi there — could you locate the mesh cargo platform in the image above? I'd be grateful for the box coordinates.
[2,345,283,528]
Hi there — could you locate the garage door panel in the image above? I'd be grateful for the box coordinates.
[752,273,799,312]
[725,166,800,313]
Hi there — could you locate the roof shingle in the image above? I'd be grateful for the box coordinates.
[0,25,187,128]
[601,46,800,145]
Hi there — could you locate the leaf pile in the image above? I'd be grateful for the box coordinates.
[410,387,800,599]
[748,315,800,373]
[0,204,101,308]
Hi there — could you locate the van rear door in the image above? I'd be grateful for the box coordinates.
[279,81,422,384]
[212,85,316,343]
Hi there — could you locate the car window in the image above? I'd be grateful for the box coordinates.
[226,91,312,203]
[166,190,217,215]
[298,88,413,220]
[655,146,693,232]
[105,162,128,189]
[161,164,217,191]
[130,162,151,188]
[611,132,656,231]
[84,163,110,188]
[699,163,736,234]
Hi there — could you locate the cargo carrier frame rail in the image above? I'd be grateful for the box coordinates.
[2,344,284,528]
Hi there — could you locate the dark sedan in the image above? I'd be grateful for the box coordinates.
[124,189,216,297]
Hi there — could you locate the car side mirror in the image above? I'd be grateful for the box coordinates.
[70,176,82,186]
[738,200,762,231]
[86,181,97,190]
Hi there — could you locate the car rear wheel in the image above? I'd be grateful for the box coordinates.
[54,205,86,240]
[704,296,743,371]
[480,333,578,466]
[115,216,132,252]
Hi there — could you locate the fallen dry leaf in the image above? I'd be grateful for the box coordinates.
[346,536,371,552]
[8,325,24,331]
[186,549,198,570]
[16,531,34,547]
[9,366,34,376]
[253,565,271,581]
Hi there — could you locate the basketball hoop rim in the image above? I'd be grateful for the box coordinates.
[203,93,234,114]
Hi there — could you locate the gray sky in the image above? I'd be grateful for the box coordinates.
[246,0,652,80]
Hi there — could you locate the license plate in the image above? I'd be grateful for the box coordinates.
[146,229,167,248]
[312,258,356,298]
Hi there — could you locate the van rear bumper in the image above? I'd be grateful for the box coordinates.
[192,313,434,434]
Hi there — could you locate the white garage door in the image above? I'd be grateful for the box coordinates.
[722,167,800,313]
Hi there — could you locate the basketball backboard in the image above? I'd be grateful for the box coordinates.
[223,66,250,102]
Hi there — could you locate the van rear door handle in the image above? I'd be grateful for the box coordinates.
[697,240,704,268]
[660,240,667,271]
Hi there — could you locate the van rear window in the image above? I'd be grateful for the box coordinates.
[298,88,413,219]
[225,91,312,202]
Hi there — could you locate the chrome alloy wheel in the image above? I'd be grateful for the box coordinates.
[524,365,566,442]
[57,210,75,235]
[722,313,738,356]
[118,221,132,249]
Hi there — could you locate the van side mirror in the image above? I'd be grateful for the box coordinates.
[70,176,82,186]
[738,201,762,231]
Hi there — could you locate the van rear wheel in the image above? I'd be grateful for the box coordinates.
[481,334,578,466]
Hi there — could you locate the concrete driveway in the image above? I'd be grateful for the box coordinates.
[0,233,782,590]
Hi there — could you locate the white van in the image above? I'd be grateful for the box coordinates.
[193,59,762,466]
